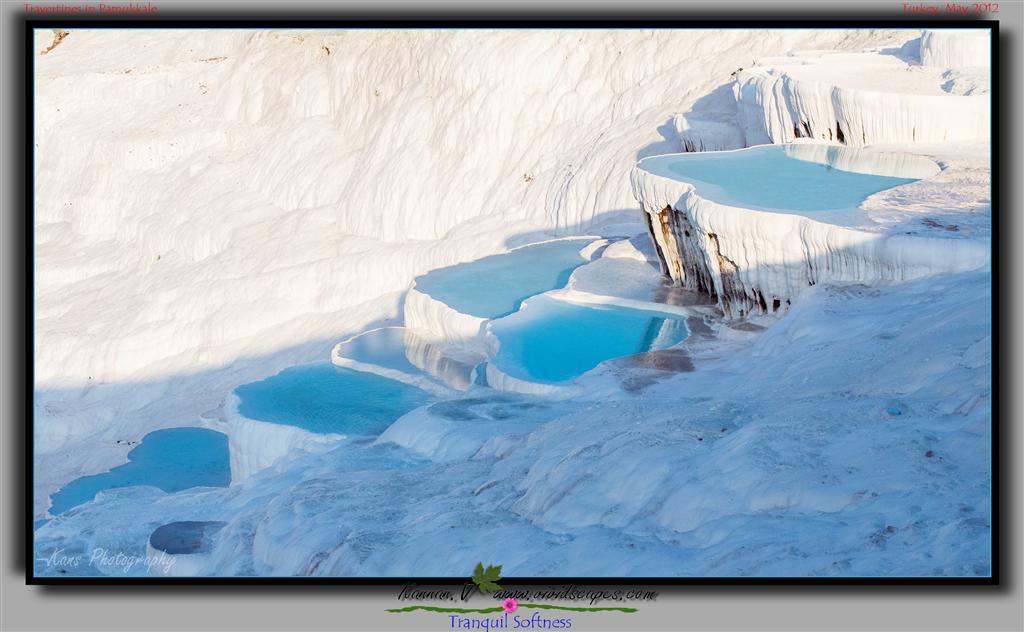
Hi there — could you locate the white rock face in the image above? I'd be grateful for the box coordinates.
[920,29,991,68]
[632,145,990,318]
[403,287,490,355]
[673,113,747,152]
[734,41,990,147]
[600,234,659,263]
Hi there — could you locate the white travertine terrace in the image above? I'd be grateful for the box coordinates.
[224,392,344,483]
[920,29,991,68]
[734,44,990,147]
[632,145,989,319]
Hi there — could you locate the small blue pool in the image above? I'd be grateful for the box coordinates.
[49,427,230,515]
[234,363,431,435]
[414,239,592,319]
[149,520,226,555]
[334,327,420,376]
[489,296,689,384]
[660,145,919,213]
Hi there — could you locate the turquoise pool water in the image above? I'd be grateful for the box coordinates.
[664,145,917,212]
[489,296,689,384]
[234,363,431,435]
[414,239,592,319]
[334,328,419,375]
[49,428,230,515]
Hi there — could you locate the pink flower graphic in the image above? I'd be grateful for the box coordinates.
[502,598,518,613]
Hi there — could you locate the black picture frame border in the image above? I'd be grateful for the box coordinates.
[23,15,1001,587]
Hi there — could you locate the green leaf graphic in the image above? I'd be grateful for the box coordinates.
[471,562,503,594]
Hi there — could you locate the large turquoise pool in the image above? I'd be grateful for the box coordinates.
[489,296,689,384]
[49,427,230,515]
[234,363,431,435]
[661,145,920,212]
[414,239,592,319]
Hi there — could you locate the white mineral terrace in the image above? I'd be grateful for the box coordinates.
[734,37,990,147]
[32,29,992,580]
[225,392,345,483]
[632,144,989,319]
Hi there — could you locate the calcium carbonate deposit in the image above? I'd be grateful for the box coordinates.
[34,28,991,579]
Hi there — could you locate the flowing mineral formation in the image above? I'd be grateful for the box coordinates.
[632,145,989,319]
[634,31,991,319]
